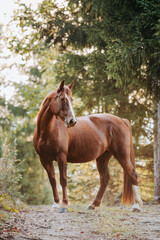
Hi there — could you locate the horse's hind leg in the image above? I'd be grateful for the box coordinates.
[123,161,143,211]
[114,152,143,212]
[88,151,112,210]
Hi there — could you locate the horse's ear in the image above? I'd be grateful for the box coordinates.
[57,80,65,93]
[68,82,73,89]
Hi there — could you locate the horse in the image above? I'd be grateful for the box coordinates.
[33,80,143,213]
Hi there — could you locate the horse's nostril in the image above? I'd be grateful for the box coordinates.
[69,119,76,126]
[69,119,74,125]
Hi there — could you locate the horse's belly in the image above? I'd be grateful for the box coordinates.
[67,156,93,163]
[68,137,107,163]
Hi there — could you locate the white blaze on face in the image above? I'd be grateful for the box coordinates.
[65,94,76,122]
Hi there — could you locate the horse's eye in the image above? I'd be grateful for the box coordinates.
[71,98,73,102]
[61,98,65,102]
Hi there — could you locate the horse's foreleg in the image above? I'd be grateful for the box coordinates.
[88,151,112,210]
[57,153,68,213]
[40,158,59,208]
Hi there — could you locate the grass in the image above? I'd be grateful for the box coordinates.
[68,203,157,240]
[67,203,140,238]
[93,206,138,239]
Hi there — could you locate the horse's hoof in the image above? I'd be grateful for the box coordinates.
[131,202,141,212]
[58,207,68,213]
[87,205,95,210]
[132,207,141,213]
[52,202,60,209]
[50,202,59,212]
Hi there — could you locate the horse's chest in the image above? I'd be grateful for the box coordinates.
[37,134,68,158]
[37,139,55,155]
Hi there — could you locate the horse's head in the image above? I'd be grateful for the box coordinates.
[48,80,77,128]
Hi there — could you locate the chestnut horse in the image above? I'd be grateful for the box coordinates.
[33,80,143,213]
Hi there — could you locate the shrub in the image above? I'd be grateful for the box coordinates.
[0,138,22,199]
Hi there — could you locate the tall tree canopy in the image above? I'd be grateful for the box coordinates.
[9,0,160,97]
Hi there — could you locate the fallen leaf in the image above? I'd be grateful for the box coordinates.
[12,208,19,213]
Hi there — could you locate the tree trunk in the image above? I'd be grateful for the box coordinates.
[154,100,160,201]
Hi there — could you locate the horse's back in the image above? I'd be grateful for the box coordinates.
[76,113,125,131]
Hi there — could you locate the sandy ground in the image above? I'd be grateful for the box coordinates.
[0,203,160,240]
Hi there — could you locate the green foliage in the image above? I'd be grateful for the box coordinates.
[67,162,99,203]
[0,138,22,199]
[8,0,160,98]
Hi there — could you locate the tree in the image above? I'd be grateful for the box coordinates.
[154,100,160,201]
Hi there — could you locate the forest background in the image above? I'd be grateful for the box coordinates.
[0,0,160,209]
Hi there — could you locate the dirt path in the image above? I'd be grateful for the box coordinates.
[0,204,160,240]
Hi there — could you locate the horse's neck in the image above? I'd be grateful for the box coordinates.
[37,106,54,140]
